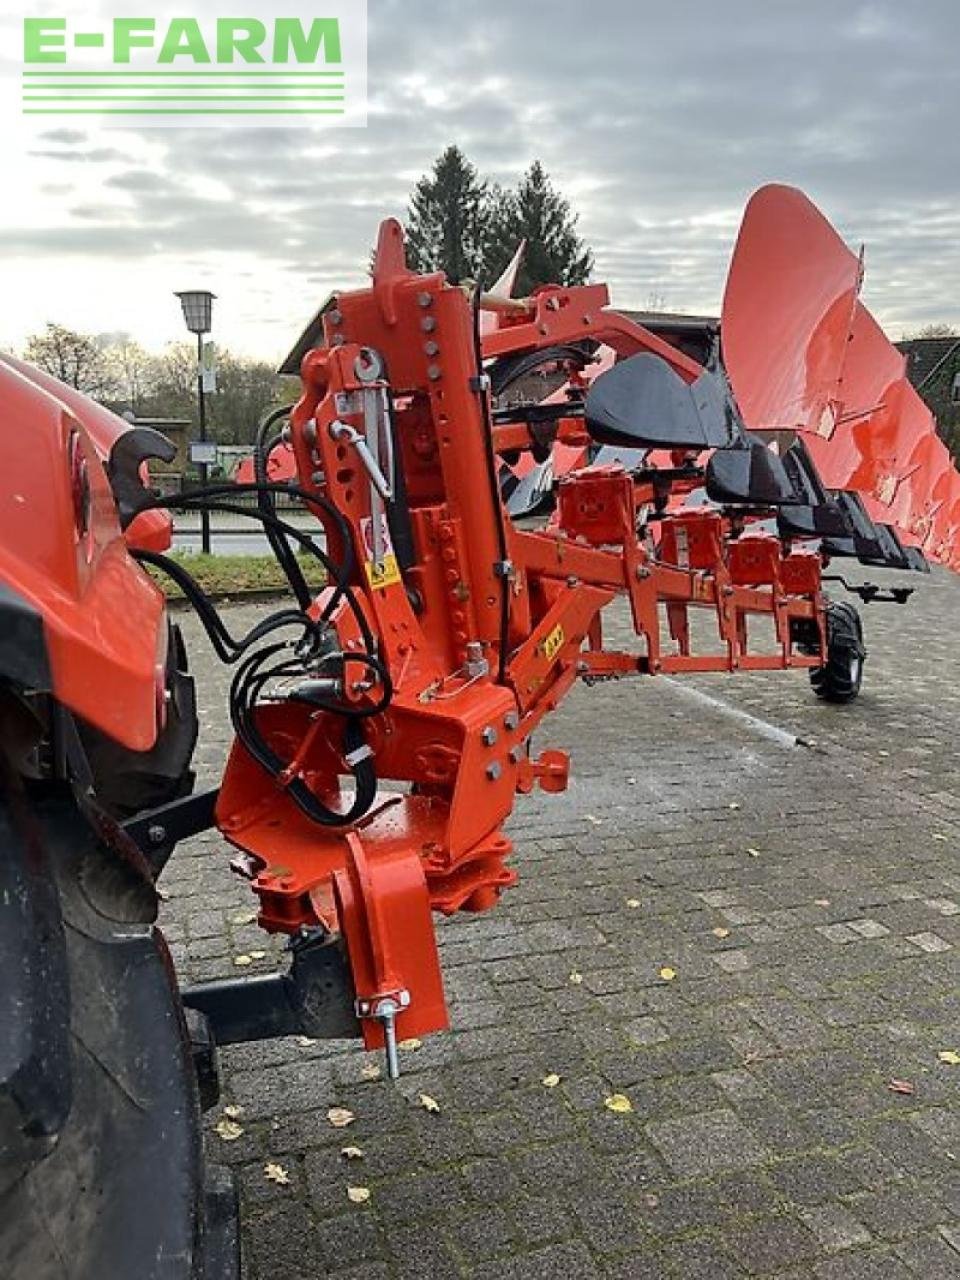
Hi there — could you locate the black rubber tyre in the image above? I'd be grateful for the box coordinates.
[0,780,238,1280]
[810,600,865,704]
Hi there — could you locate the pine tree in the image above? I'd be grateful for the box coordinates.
[498,161,594,295]
[405,146,492,284]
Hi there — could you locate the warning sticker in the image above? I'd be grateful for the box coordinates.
[360,515,401,589]
[543,624,565,662]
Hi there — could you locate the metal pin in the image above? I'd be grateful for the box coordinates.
[377,998,401,1079]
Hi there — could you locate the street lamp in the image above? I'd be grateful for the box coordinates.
[175,289,216,554]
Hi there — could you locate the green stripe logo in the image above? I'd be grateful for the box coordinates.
[21,8,367,124]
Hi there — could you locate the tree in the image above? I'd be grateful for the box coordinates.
[101,335,160,412]
[915,323,959,339]
[203,351,291,445]
[405,145,494,283]
[403,149,594,295]
[24,323,108,395]
[495,161,594,296]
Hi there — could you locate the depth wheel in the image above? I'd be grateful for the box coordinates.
[810,600,865,704]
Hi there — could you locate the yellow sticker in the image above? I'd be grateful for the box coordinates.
[364,554,401,589]
[543,624,565,662]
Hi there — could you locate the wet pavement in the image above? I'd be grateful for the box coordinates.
[162,566,960,1278]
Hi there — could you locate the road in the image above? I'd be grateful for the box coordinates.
[173,512,318,556]
[162,569,960,1279]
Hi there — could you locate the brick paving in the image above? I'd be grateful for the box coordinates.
[162,567,960,1278]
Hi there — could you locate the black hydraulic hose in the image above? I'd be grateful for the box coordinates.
[138,481,359,626]
[228,646,379,827]
[472,285,513,684]
[133,547,310,664]
[137,479,390,829]
[253,404,311,608]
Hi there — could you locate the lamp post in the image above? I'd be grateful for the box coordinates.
[175,289,216,554]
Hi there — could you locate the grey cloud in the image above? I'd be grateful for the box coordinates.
[11,0,960,338]
[28,147,132,164]
[37,129,88,145]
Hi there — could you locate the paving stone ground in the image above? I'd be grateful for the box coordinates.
[163,567,960,1279]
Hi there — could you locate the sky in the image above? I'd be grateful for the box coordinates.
[1,0,958,360]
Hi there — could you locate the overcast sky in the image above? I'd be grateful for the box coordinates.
[2,0,958,358]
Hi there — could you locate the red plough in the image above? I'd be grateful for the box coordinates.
[0,184,955,1277]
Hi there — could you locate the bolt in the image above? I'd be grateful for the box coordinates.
[427,363,442,381]
[424,340,440,356]
[504,710,519,731]
[417,291,433,308]
[486,762,502,781]
[421,316,437,332]
[377,998,401,1079]
[329,308,343,325]
[148,824,166,845]
[481,726,498,747]
[508,745,524,764]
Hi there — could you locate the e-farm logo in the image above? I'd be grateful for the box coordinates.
[21,4,366,126]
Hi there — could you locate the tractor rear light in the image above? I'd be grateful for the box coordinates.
[67,428,91,540]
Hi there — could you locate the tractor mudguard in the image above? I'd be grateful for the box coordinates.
[0,358,169,753]
[0,781,238,1280]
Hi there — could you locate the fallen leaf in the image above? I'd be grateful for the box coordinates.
[585,814,603,826]
[230,912,258,926]
[712,927,731,939]
[264,1162,291,1186]
[728,802,741,811]
[361,1062,381,1081]
[340,1146,364,1161]
[658,966,677,982]
[878,750,890,757]
[399,1038,422,1052]
[296,1035,317,1047]
[347,1185,371,1204]
[233,954,253,967]
[626,898,641,909]
[939,1050,960,1066]
[746,847,761,859]
[569,971,583,985]
[541,1073,561,1088]
[814,899,831,907]
[223,1104,243,1120]
[604,1093,633,1114]
[418,1093,441,1114]
[215,1119,244,1142]
[932,833,948,843]
[888,1079,915,1095]
[249,949,267,960]
[327,1107,356,1128]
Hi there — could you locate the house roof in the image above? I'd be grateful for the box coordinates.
[896,336,960,390]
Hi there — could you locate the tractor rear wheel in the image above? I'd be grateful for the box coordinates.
[0,779,238,1280]
[809,600,865,704]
